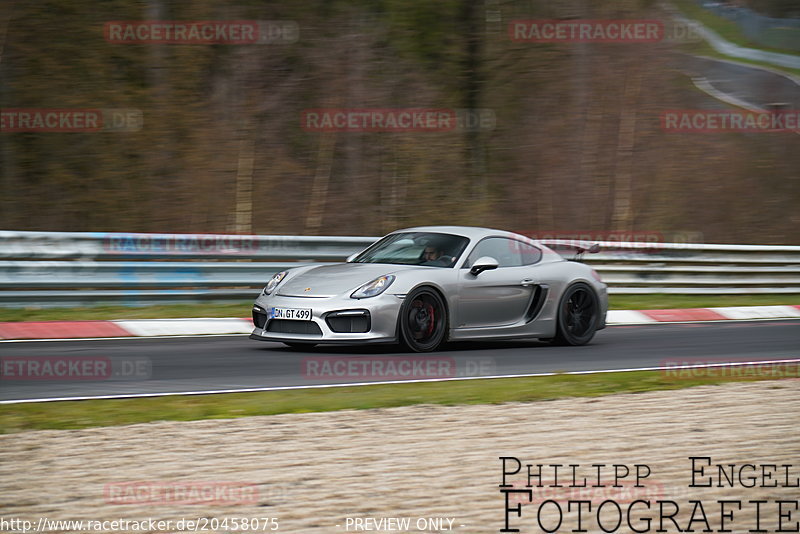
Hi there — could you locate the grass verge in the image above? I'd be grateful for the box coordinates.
[671,0,799,56]
[1,370,796,434]
[0,295,796,322]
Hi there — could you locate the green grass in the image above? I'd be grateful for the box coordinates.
[1,370,795,434]
[670,0,800,56]
[607,294,797,310]
[0,295,795,322]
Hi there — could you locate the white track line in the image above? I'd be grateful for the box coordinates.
[2,358,798,405]
[113,318,252,337]
[692,76,765,113]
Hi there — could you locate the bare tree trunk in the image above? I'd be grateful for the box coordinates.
[231,47,260,235]
[344,13,367,231]
[379,142,411,233]
[536,170,555,230]
[611,66,641,232]
[234,130,255,234]
[304,132,337,235]
[460,0,486,204]
[0,3,9,65]
[0,3,13,227]
[585,90,609,229]
[145,0,169,231]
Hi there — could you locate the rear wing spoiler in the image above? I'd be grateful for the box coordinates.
[536,239,600,260]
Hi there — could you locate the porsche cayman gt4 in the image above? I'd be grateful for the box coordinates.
[250,226,607,352]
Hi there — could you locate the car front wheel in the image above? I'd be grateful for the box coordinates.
[399,287,447,352]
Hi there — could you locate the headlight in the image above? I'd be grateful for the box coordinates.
[351,275,395,299]
[262,271,288,295]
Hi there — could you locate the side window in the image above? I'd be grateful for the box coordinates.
[514,240,542,265]
[464,237,522,268]
[464,237,542,268]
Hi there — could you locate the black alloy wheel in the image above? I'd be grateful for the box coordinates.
[399,287,447,352]
[553,282,599,346]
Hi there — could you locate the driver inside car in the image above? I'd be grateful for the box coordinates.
[420,244,454,266]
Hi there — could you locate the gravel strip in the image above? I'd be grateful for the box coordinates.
[1,381,798,533]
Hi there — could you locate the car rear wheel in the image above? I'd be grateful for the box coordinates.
[553,282,600,346]
[399,287,447,352]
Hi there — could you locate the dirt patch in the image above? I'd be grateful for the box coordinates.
[1,381,798,533]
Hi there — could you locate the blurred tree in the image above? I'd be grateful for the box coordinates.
[0,0,797,244]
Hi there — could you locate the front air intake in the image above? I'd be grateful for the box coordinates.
[252,306,268,328]
[266,320,322,336]
[326,310,371,333]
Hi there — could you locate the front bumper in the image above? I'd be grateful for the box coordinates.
[250,291,404,345]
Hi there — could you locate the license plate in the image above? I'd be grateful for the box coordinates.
[270,307,312,321]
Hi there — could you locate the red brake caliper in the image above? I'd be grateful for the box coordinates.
[425,304,435,337]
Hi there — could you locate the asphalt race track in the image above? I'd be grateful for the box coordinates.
[1,320,798,402]
[682,55,800,110]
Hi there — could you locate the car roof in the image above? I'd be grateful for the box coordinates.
[390,226,523,241]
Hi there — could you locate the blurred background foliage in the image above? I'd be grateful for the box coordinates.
[0,0,797,243]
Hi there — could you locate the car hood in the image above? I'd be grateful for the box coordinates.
[277,263,415,297]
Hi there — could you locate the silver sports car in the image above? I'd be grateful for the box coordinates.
[250,226,607,352]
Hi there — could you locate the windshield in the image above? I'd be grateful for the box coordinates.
[352,232,469,268]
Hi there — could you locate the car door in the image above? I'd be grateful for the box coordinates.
[455,237,542,328]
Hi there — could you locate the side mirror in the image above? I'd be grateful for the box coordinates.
[469,256,499,276]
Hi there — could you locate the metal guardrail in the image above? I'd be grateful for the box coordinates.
[0,231,799,307]
[0,231,373,260]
